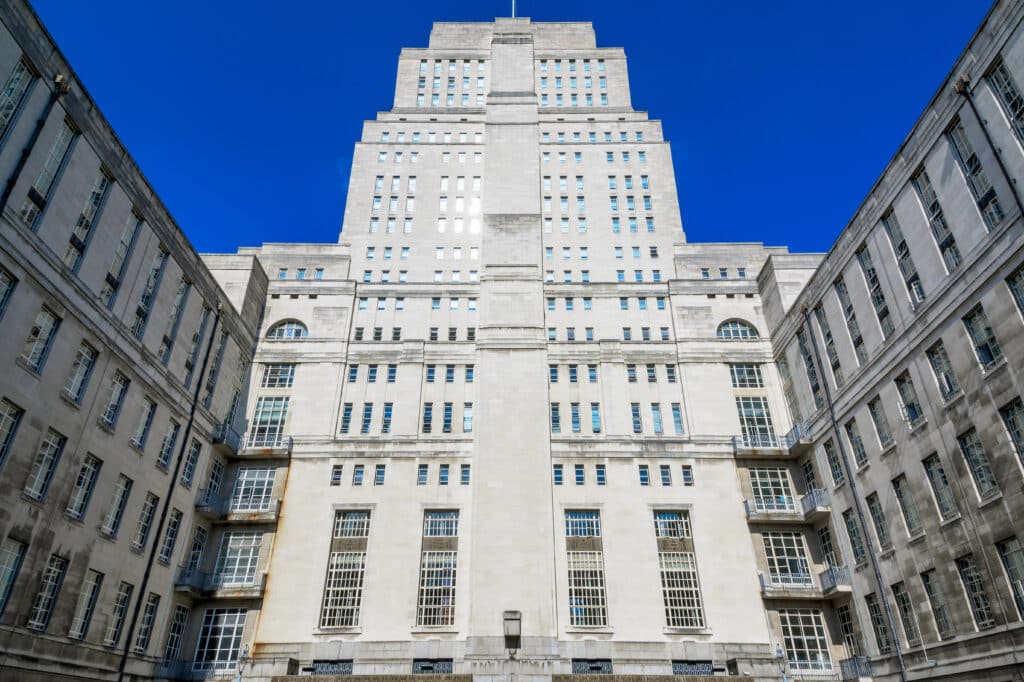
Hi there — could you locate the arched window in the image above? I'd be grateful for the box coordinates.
[266,319,308,340]
[717,319,759,340]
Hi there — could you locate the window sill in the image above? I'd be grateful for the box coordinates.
[939,513,963,529]
[410,627,459,635]
[908,419,928,435]
[854,561,869,573]
[982,357,1008,379]
[879,547,895,560]
[20,492,45,508]
[978,491,1004,510]
[129,441,145,455]
[96,419,116,435]
[907,530,927,546]
[943,391,966,409]
[15,356,42,379]
[879,443,896,458]
[316,626,362,635]
[565,627,614,635]
[64,512,85,526]
[59,391,82,410]
[855,462,870,476]
[663,627,711,636]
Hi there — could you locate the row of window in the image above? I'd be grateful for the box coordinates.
[542,150,647,164]
[548,363,678,384]
[538,75,607,91]
[361,269,484,283]
[275,267,325,280]
[547,296,666,312]
[379,131,483,144]
[538,92,609,107]
[541,194,654,215]
[543,132,645,146]
[545,326,672,342]
[700,266,748,280]
[550,402,685,435]
[552,463,695,487]
[418,76,487,92]
[377,150,482,164]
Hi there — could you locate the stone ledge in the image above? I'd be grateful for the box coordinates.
[553,676,754,682]
[273,677,472,682]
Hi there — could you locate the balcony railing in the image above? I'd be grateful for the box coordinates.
[242,431,292,452]
[175,566,265,594]
[838,655,872,680]
[784,421,812,451]
[733,433,781,450]
[154,659,238,679]
[820,565,852,593]
[748,495,797,513]
[194,491,280,520]
[801,488,831,514]
[212,421,242,452]
[760,571,815,590]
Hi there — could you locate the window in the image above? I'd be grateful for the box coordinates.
[779,609,832,672]
[631,402,642,433]
[716,319,759,340]
[551,403,561,434]
[729,363,764,388]
[0,538,27,617]
[957,428,999,499]
[24,428,66,501]
[0,399,23,470]
[834,276,867,364]
[63,342,98,403]
[1001,398,1024,462]
[266,319,308,340]
[66,453,102,520]
[261,364,295,388]
[131,492,159,551]
[865,493,891,549]
[763,532,812,586]
[750,468,794,512]
[27,555,68,631]
[0,268,16,320]
[320,551,366,628]
[1009,264,1024,314]
[948,119,1003,229]
[735,396,776,448]
[813,305,843,387]
[842,509,867,565]
[997,537,1024,617]
[214,531,262,587]
[553,464,564,485]
[963,305,1002,368]
[921,569,955,639]
[163,604,191,662]
[881,210,925,303]
[460,464,471,485]
[0,59,33,142]
[867,396,893,449]
[911,168,962,271]
[102,582,134,646]
[823,438,845,487]
[845,419,867,467]
[67,567,103,640]
[892,475,922,535]
[855,244,893,338]
[21,306,60,371]
[20,119,75,228]
[133,593,160,653]
[988,57,1024,140]
[865,593,892,654]
[681,464,693,486]
[894,371,923,425]
[926,341,960,400]
[248,396,289,448]
[923,453,958,520]
[131,397,157,449]
[416,511,459,625]
[591,403,602,434]
[131,247,169,338]
[100,474,133,537]
[565,511,607,626]
[957,554,996,629]
[193,608,247,672]
[638,464,650,486]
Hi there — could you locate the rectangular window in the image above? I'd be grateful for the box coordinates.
[0,538,27,617]
[845,418,867,467]
[163,604,191,662]
[892,475,922,535]
[834,276,867,364]
[0,59,33,141]
[671,404,684,435]
[867,396,893,449]
[100,371,130,427]
[865,593,893,655]
[957,428,999,499]
[63,342,98,403]
[823,438,845,487]
[103,581,134,646]
[891,581,921,645]
[320,552,366,628]
[894,371,923,426]
[360,403,373,434]
[948,119,1003,229]
[133,592,160,653]
[132,247,169,339]
[855,244,893,338]
[988,57,1024,140]
[796,329,825,409]
[750,467,794,512]
[261,363,296,388]
[159,508,183,564]
[131,492,159,551]
[374,464,386,485]
[21,119,75,227]
[865,492,891,549]
[881,210,925,303]
[24,428,66,501]
[963,305,1002,368]
[729,363,764,388]
[735,396,776,448]
[1001,398,1024,462]
[813,305,844,386]
[842,509,867,565]
[248,396,289,447]
[1009,264,1024,314]
[99,214,142,307]
[66,453,102,520]
[957,554,996,629]
[923,453,958,520]
[131,397,157,449]
[997,537,1024,618]
[553,464,564,485]
[926,341,960,400]
[214,531,262,586]
[156,420,180,470]
[460,464,471,485]
[763,531,812,586]
[101,474,133,537]
[67,568,104,639]
[27,555,68,631]
[779,608,832,672]
[193,608,247,672]
[423,403,433,433]
[631,402,642,434]
[21,306,61,371]
[912,168,962,271]
[921,569,955,639]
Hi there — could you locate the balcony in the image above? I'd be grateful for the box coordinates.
[759,572,822,599]
[194,490,281,523]
[211,421,242,455]
[801,488,832,521]
[838,655,872,680]
[240,431,292,457]
[732,433,792,458]
[820,565,853,599]
[784,421,813,456]
[174,566,267,599]
[744,495,802,523]
[153,659,239,680]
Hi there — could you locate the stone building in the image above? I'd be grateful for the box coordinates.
[0,1,1022,682]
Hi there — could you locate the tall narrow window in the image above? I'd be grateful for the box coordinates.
[912,168,962,271]
[855,244,893,338]
[842,509,867,565]
[131,397,158,449]
[159,508,183,564]
[20,119,76,228]
[996,537,1024,617]
[891,475,922,535]
[823,438,845,487]
[834,276,867,364]
[416,511,459,626]
[762,532,812,587]
[67,568,104,640]
[1001,398,1024,462]
[867,397,893,449]
[63,170,113,271]
[779,609,832,672]
[157,420,181,470]
[0,59,33,141]
[0,538,27,617]
[26,554,68,631]
[565,510,607,626]
[844,419,867,467]
[130,492,159,551]
[957,428,999,499]
[956,554,996,629]
[653,511,705,628]
[247,396,289,448]
[163,604,191,663]
[735,396,776,447]
[865,593,892,654]
[102,581,134,646]
[926,341,960,400]
[183,306,211,387]
[988,57,1024,140]
[865,493,891,549]
[320,510,370,628]
[947,119,1003,229]
[812,306,843,386]
[892,582,921,645]
[923,453,958,520]
[193,608,247,672]
[894,371,923,426]
[101,474,133,537]
[132,247,169,339]
[24,428,66,501]
[99,213,142,307]
[158,277,191,364]
[921,569,955,639]
[63,342,98,403]
[963,305,1002,368]
[21,306,61,372]
[66,453,102,520]
[796,329,825,408]
[100,371,130,427]
[880,210,925,304]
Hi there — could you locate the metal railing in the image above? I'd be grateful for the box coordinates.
[243,431,292,451]
[175,566,265,593]
[801,488,831,514]
[820,565,852,593]
[194,491,280,518]
[746,495,797,514]
[838,655,872,679]
[760,571,815,590]
[212,421,242,451]
[733,433,781,449]
[784,421,811,449]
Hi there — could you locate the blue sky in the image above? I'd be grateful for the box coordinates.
[32,0,992,254]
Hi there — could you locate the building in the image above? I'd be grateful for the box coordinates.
[0,2,1022,682]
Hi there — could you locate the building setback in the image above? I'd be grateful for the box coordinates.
[0,2,1021,682]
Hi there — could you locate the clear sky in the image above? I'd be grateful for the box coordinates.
[31,0,992,255]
